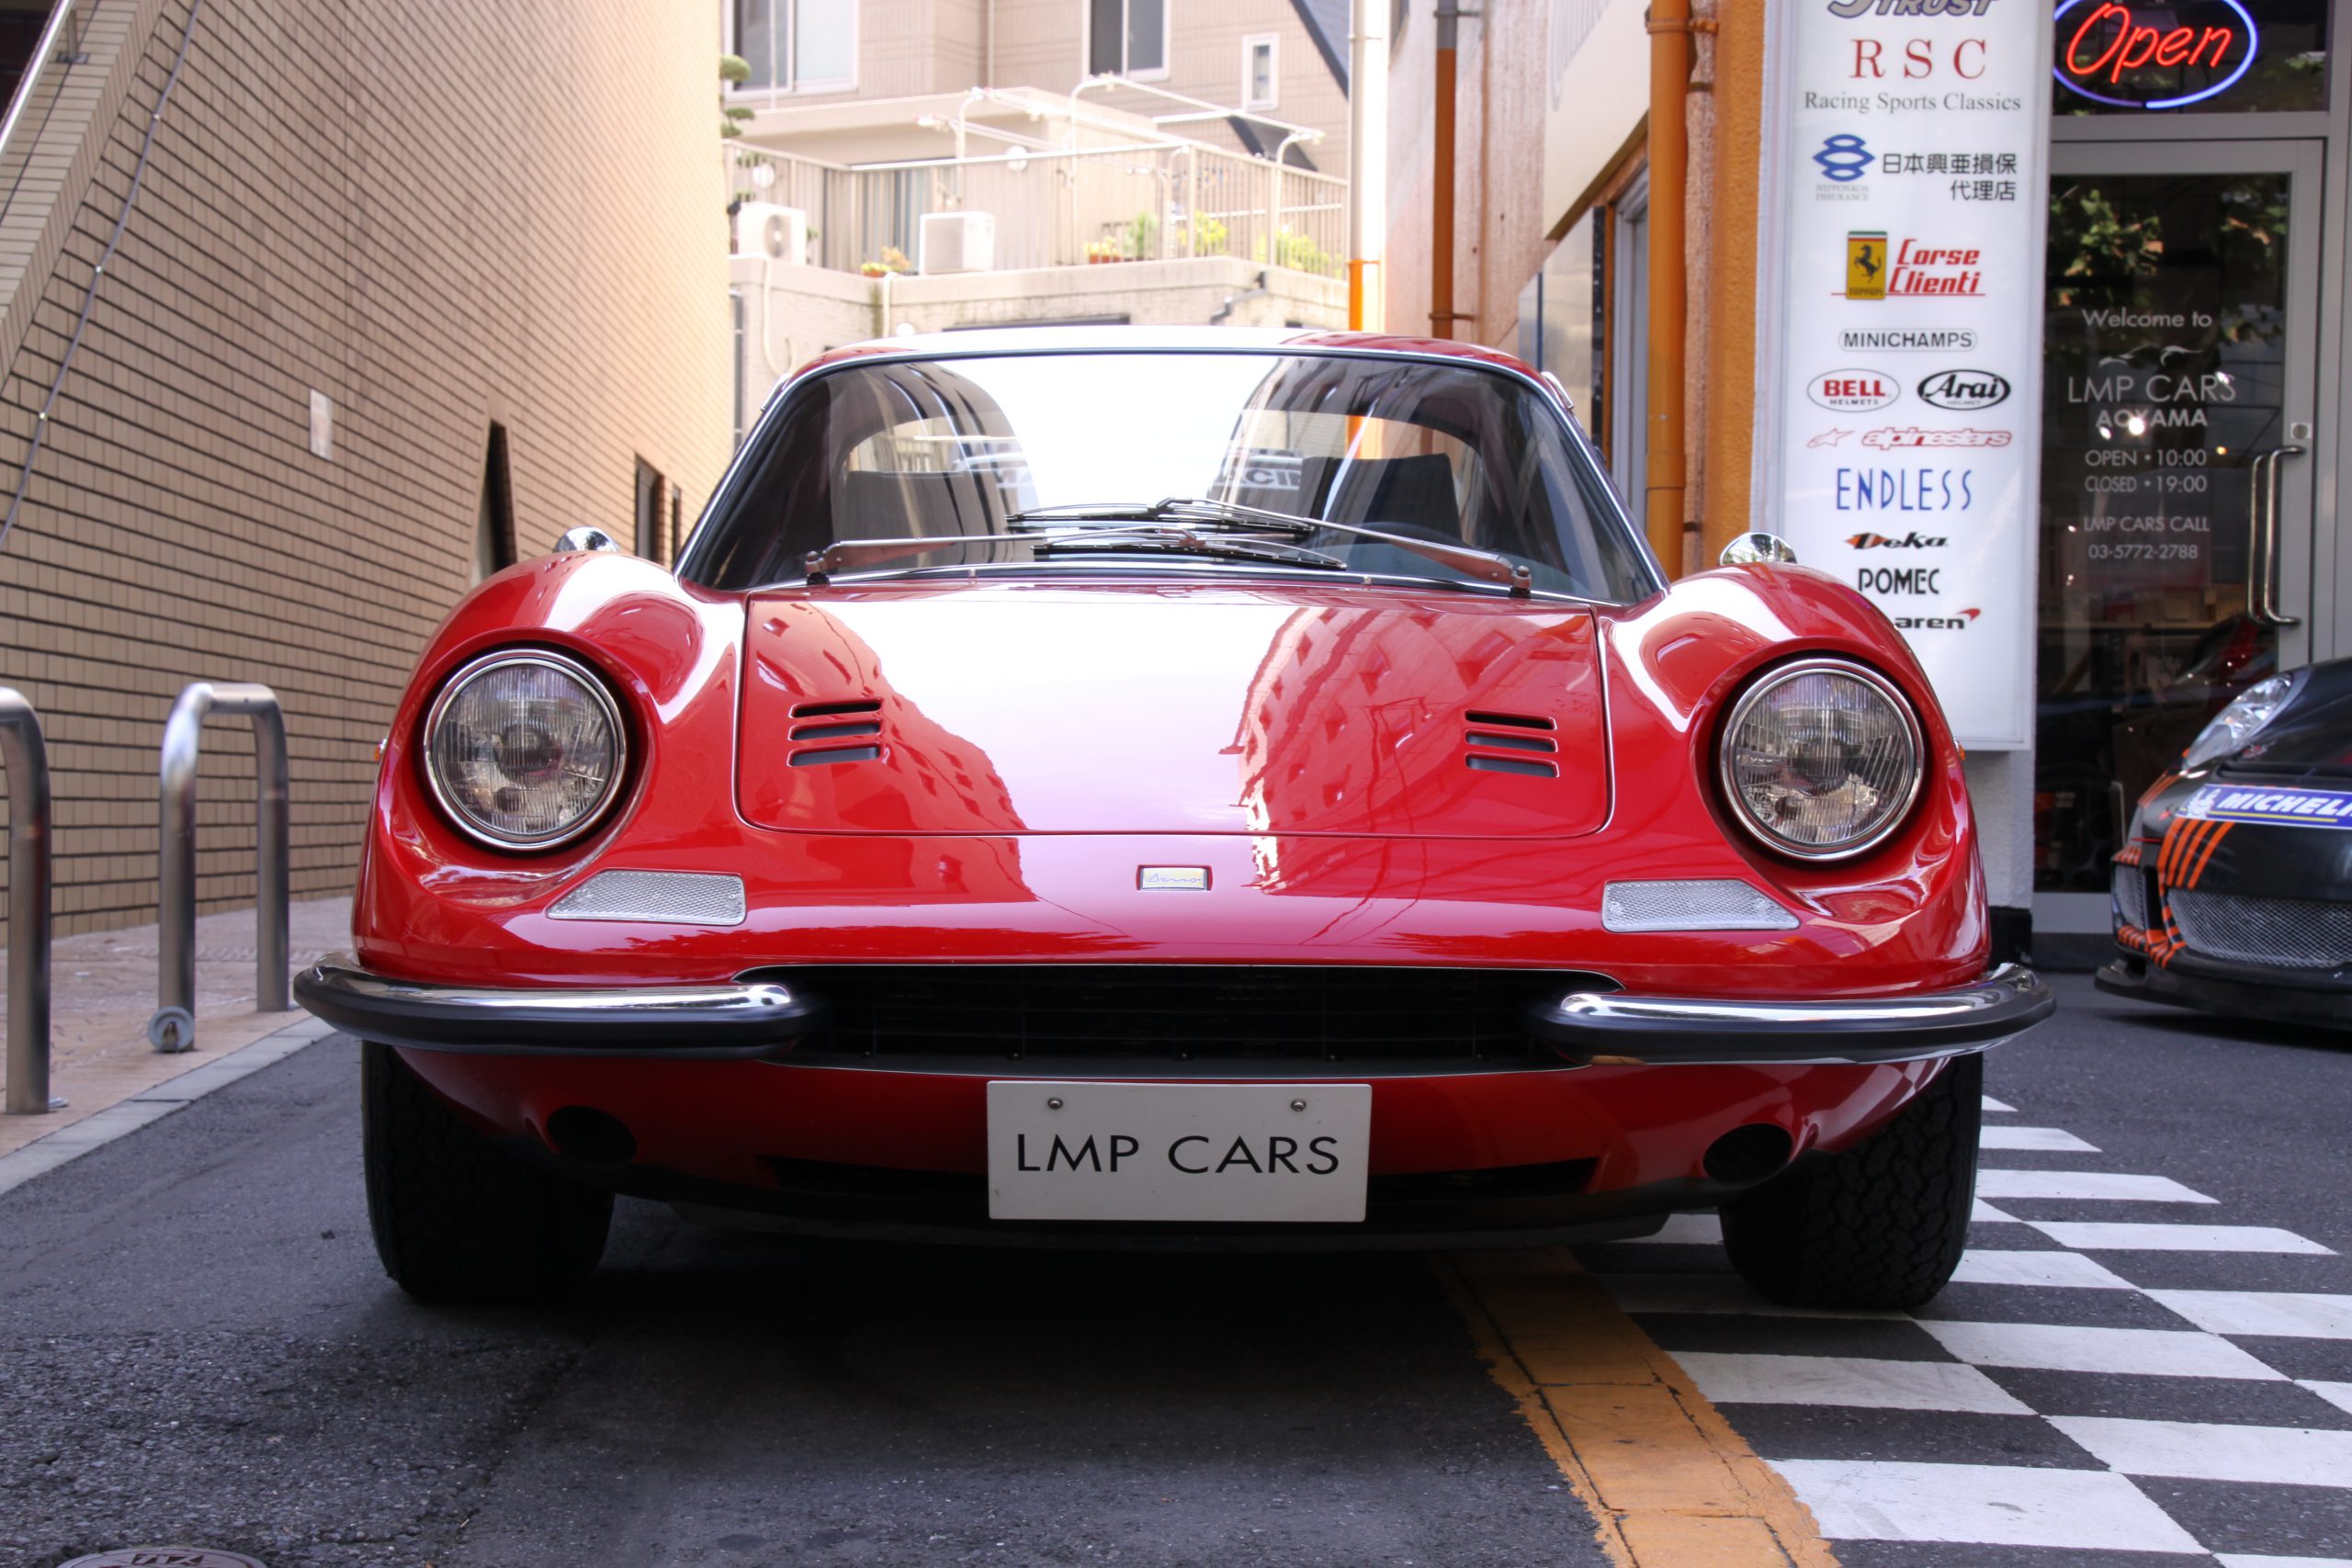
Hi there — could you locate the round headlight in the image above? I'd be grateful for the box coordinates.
[1719,660,1924,861]
[2180,669,2305,773]
[424,650,627,849]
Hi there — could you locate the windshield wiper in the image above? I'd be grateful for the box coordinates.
[1009,497,1533,597]
[798,525,1340,586]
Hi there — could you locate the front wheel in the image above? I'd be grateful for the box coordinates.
[361,1042,612,1303]
[1720,1053,1981,1310]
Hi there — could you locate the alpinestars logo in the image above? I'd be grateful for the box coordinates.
[1892,608,1983,630]
[1863,427,2011,449]
[1848,532,1950,549]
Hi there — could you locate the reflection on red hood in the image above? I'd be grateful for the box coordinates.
[738,582,1610,839]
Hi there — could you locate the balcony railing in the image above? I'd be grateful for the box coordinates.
[727,140,1346,281]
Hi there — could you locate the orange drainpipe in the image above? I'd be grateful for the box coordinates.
[1644,0,1695,572]
[1431,5,1474,339]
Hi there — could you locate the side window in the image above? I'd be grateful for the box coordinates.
[1243,34,1278,111]
[473,423,516,581]
[731,0,854,94]
[635,457,668,563]
[1087,0,1167,77]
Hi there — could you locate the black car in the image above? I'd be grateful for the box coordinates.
[2098,656,2352,1027]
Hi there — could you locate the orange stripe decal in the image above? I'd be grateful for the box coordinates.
[2188,822,2232,888]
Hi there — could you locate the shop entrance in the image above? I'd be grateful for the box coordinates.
[2032,140,2324,918]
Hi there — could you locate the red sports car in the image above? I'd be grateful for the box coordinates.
[297,328,2051,1307]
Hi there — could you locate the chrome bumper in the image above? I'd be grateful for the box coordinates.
[1527,964,2053,1066]
[293,959,824,1058]
[297,956,2052,1066]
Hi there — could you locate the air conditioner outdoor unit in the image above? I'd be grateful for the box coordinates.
[920,210,996,275]
[735,203,808,265]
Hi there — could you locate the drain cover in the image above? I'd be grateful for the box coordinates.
[62,1552,266,1568]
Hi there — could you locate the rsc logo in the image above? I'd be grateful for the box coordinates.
[1815,133,1874,183]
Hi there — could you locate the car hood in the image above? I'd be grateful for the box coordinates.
[736,582,1611,838]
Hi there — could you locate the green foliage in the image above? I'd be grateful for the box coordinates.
[1254,224,1336,276]
[719,54,752,139]
[1125,210,1159,260]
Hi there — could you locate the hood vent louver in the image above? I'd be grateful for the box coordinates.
[788,698,883,767]
[1464,710,1558,779]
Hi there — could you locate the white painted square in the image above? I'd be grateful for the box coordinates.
[2051,1416,2352,1489]
[2301,1382,2352,1418]
[1621,1212,1723,1247]
[2148,1291,2352,1340]
[1919,1320,2284,1381]
[1770,1460,2203,1552]
[1980,1126,2101,1153]
[1981,1095,2016,1113]
[2030,1221,2335,1255]
[1974,1169,2215,1203]
[1677,1352,2032,1415]
[2215,1556,2352,1568]
[1971,1198,2020,1223]
[1948,1250,2134,1290]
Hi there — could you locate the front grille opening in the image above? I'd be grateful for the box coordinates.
[791,719,882,741]
[2168,890,2352,969]
[789,745,883,766]
[791,698,882,718]
[1465,709,1555,731]
[761,965,1611,1066]
[1466,754,1557,778]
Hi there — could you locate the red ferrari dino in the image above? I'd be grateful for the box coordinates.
[298,328,2050,1307]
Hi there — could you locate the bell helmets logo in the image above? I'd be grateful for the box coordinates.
[1848,531,1951,549]
[1808,369,1900,412]
[1917,368,2013,411]
[1815,132,1874,182]
[1892,608,1983,631]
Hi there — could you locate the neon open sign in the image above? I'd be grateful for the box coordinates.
[2053,0,2259,110]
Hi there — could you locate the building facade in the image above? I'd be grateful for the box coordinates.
[1392,0,2348,957]
[0,0,735,941]
[722,0,1353,414]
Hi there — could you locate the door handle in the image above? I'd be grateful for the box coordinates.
[2245,444,2306,627]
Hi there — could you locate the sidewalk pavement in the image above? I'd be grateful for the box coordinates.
[0,896,351,1159]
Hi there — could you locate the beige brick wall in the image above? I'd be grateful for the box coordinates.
[0,0,734,941]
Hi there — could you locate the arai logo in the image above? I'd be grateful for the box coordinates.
[1808,369,1900,412]
[1917,368,2012,411]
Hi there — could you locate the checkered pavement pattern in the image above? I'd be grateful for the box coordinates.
[1577,1095,2352,1566]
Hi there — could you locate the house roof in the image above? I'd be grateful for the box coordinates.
[1290,0,1351,94]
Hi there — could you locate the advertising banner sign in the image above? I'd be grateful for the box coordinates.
[1761,0,2054,748]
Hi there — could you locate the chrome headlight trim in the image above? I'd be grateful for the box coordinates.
[1716,657,1926,863]
[423,649,629,851]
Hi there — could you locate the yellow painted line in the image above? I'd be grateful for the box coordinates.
[1436,1247,1838,1568]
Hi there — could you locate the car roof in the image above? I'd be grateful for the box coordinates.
[796,325,1543,382]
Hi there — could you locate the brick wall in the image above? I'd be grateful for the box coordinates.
[0,0,734,940]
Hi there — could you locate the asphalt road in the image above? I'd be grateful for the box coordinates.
[1,974,2346,1568]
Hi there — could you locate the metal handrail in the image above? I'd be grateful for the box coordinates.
[0,686,54,1113]
[0,0,80,173]
[150,682,289,1053]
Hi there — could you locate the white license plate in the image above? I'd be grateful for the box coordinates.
[985,1080,1372,1223]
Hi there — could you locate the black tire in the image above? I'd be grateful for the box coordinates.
[1720,1053,1982,1310]
[361,1041,612,1303]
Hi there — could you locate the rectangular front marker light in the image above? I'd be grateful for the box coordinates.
[548,870,747,927]
[1601,880,1798,933]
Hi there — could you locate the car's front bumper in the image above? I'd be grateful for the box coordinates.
[295,958,2051,1067]
[2097,953,2352,1029]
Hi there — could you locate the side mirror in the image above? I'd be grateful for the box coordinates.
[1720,532,1799,567]
[555,525,623,555]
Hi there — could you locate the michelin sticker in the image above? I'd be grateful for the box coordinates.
[2186,785,2352,829]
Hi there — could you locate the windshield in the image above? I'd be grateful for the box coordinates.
[682,350,1656,603]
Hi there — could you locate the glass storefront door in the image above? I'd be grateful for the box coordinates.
[2034,141,2323,903]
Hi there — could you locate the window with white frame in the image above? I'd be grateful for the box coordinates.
[1242,34,1278,110]
[732,0,855,94]
[1087,0,1168,78]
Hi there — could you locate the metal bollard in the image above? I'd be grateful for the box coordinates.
[0,687,56,1113]
[150,682,289,1053]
